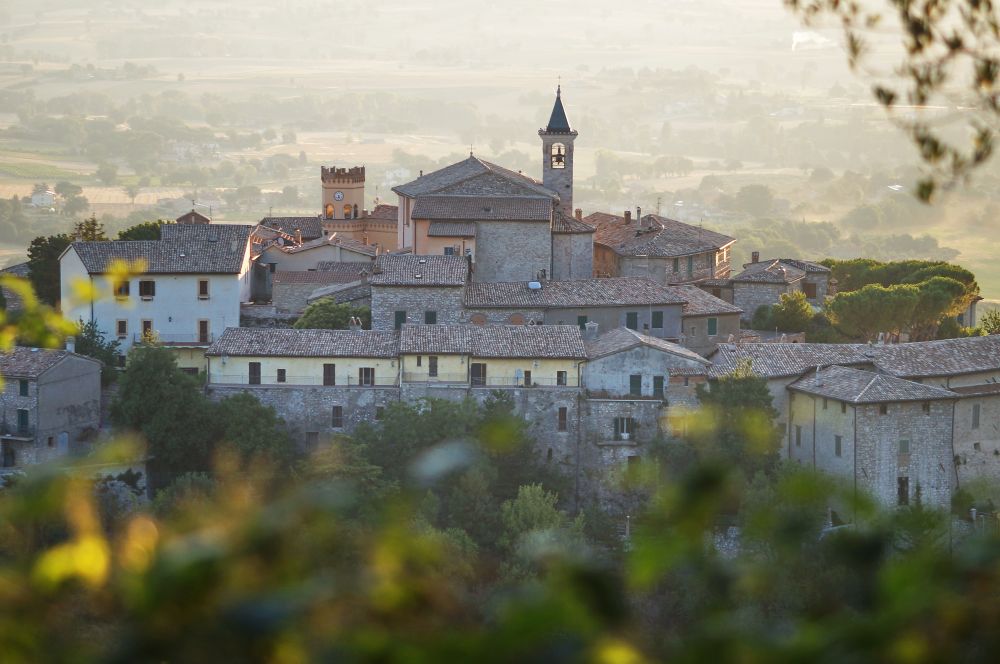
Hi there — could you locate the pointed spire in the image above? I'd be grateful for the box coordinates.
[544,84,572,133]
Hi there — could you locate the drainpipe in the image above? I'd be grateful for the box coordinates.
[812,397,817,469]
[853,404,858,520]
[950,399,959,493]
[574,359,585,514]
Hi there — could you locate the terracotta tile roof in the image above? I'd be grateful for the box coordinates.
[551,211,595,234]
[400,324,586,359]
[393,155,555,199]
[316,261,376,277]
[709,342,874,379]
[586,212,735,258]
[585,327,709,365]
[464,277,686,308]
[0,346,99,379]
[206,327,399,358]
[411,195,552,221]
[364,204,398,221]
[731,259,806,284]
[670,285,743,317]
[775,258,830,274]
[272,269,367,285]
[259,216,324,240]
[308,281,371,305]
[277,234,376,257]
[427,222,476,237]
[70,224,251,275]
[869,335,1000,379]
[789,365,957,403]
[370,255,469,287]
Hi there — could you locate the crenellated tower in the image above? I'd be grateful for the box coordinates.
[321,165,366,220]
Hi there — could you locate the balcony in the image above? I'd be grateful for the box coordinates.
[402,372,579,388]
[209,374,398,387]
[0,423,33,440]
[134,333,214,347]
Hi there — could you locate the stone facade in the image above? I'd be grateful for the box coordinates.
[681,313,741,356]
[462,305,684,341]
[583,343,707,399]
[371,285,465,330]
[474,221,552,282]
[551,231,594,281]
[733,282,795,322]
[953,391,1000,484]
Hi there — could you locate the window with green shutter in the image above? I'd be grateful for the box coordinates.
[652,311,663,328]
[707,317,718,336]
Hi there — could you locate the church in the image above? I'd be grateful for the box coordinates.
[392,87,595,282]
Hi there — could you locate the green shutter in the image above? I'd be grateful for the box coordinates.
[707,317,718,336]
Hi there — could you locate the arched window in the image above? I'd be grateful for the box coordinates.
[353,204,359,219]
[509,313,526,325]
[550,143,566,169]
[325,203,334,219]
[470,313,487,326]
[343,204,352,219]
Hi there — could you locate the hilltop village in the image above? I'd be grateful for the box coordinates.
[3,89,998,512]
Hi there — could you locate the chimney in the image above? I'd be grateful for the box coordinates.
[624,210,632,223]
[584,320,599,340]
[575,208,583,221]
[65,336,76,353]
[815,365,823,387]
[348,317,362,332]
[636,207,641,226]
[751,251,760,263]
[295,228,302,244]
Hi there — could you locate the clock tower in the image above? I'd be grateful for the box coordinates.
[321,165,366,220]
[539,86,577,216]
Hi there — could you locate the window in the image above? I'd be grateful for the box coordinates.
[471,363,487,386]
[16,408,29,435]
[705,253,713,268]
[248,362,261,385]
[687,255,694,275]
[899,439,910,455]
[550,142,566,169]
[444,246,456,256]
[614,417,635,440]
[139,280,155,299]
[672,258,679,273]
[424,310,437,324]
[803,282,817,299]
[707,317,718,336]
[823,398,828,410]
[353,204,359,219]
[652,311,664,329]
[653,375,664,396]
[626,312,639,330]
[795,425,802,447]
[2,445,15,468]
[343,204,352,218]
[325,203,334,219]
[973,404,981,429]
[416,356,422,367]
[277,369,286,383]
[141,320,153,336]
[897,477,910,506]
[879,404,888,415]
[835,435,842,458]
[975,442,983,451]
[323,364,336,386]
[376,406,385,420]
[359,367,375,386]
[922,402,931,414]
[558,407,568,432]
[117,354,126,368]
[523,370,532,386]
[114,280,130,298]
[331,406,344,428]
[557,371,568,387]
[47,437,53,448]
[509,313,525,325]
[116,320,128,338]
[841,402,847,414]
[18,380,28,397]
[577,315,588,330]
[629,374,642,396]
[198,280,210,299]
[428,356,438,378]
[394,310,407,330]
[470,313,486,326]
[198,320,210,344]
[547,448,554,461]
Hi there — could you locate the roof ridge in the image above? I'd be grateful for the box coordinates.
[852,371,882,402]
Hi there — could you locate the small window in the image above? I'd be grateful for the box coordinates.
[629,374,642,396]
[795,425,802,447]
[626,312,639,330]
[424,310,437,325]
[547,448,554,461]
[973,404,981,429]
[550,142,566,169]
[198,320,210,344]
[198,280,210,299]
[394,310,406,330]
[823,398,828,410]
[653,375,664,396]
[803,282,817,299]
[139,280,155,298]
[975,442,982,451]
[879,404,888,416]
[557,371,568,387]
[114,280,130,298]
[359,367,375,386]
[47,436,54,448]
[614,417,635,441]
[18,380,28,397]
[331,406,344,428]
[897,477,909,506]
[672,258,679,274]
[834,435,842,458]
[117,354,127,368]
[509,313,526,325]
[652,311,664,329]
[141,320,153,336]
[248,362,261,385]
[558,407,568,432]
[277,369,286,383]
[922,402,931,414]
[687,255,694,275]
[470,313,487,326]
[577,315,588,330]
[444,246,456,256]
[899,439,910,455]
[376,406,385,420]
[524,370,532,386]
[707,317,718,336]
[323,364,336,386]
[428,356,438,378]
[841,402,847,414]
[417,355,423,367]
[116,320,128,338]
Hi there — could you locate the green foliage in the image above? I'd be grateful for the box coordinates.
[214,393,295,467]
[26,233,72,306]
[981,309,1000,335]
[750,305,772,331]
[770,290,813,332]
[827,283,919,341]
[117,220,169,241]
[95,161,117,185]
[73,318,120,385]
[151,472,216,517]
[499,483,585,580]
[732,184,775,217]
[72,215,106,241]
[293,300,371,330]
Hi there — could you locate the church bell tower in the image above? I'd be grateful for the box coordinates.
[539,85,577,216]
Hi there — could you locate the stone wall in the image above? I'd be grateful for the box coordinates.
[272,281,319,315]
[551,232,594,281]
[681,313,741,356]
[475,221,551,282]
[583,344,706,398]
[371,285,465,330]
[733,282,796,322]
[803,274,829,304]
[240,304,298,329]
[954,393,1000,484]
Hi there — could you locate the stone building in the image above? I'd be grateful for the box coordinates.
[551,210,596,281]
[586,211,736,286]
[670,284,743,356]
[369,254,470,330]
[723,256,832,322]
[462,276,686,340]
[0,347,102,471]
[271,266,372,315]
[787,365,958,509]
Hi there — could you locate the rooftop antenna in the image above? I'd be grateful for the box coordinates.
[656,196,662,215]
